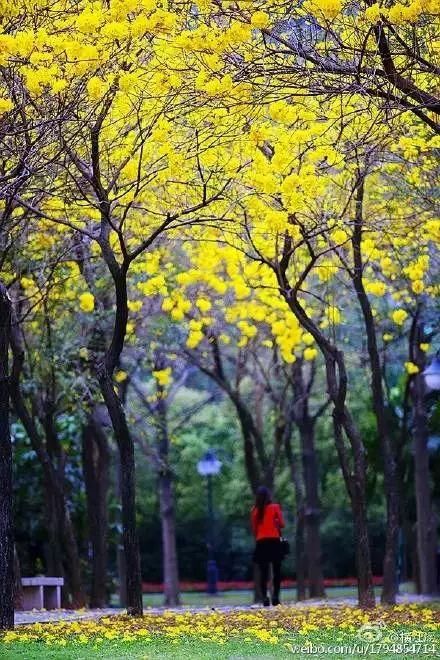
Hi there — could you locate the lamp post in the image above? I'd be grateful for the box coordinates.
[197,450,222,595]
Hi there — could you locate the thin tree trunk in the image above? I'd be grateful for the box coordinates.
[295,506,307,601]
[232,398,264,492]
[13,545,23,611]
[333,410,375,608]
[99,372,142,615]
[44,488,64,580]
[61,506,86,608]
[156,388,180,606]
[300,421,325,598]
[82,414,110,608]
[0,283,13,629]
[412,368,437,593]
[351,178,399,604]
[276,236,375,608]
[115,448,127,607]
[291,360,325,598]
[41,475,66,606]
[85,239,142,615]
[159,474,180,606]
[285,432,307,600]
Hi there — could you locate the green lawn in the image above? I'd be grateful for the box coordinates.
[3,597,439,660]
[139,584,416,608]
[3,627,439,660]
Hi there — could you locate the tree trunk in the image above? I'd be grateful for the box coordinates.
[276,244,375,608]
[300,421,325,598]
[232,397,263,493]
[0,283,13,630]
[285,432,307,600]
[351,179,399,604]
[351,479,376,608]
[13,545,23,611]
[159,473,180,606]
[60,504,86,608]
[44,486,64,582]
[333,410,376,609]
[115,448,127,607]
[412,370,437,594]
[82,414,110,608]
[156,388,180,606]
[295,505,307,601]
[99,371,142,615]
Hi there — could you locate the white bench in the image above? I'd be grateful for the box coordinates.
[21,577,64,610]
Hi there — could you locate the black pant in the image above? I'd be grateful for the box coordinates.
[254,539,282,601]
[259,558,281,600]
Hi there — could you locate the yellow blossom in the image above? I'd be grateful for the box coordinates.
[405,361,420,375]
[79,292,95,313]
[152,367,173,387]
[392,309,408,326]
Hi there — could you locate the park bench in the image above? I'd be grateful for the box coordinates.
[20,577,64,610]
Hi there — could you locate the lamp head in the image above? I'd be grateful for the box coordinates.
[423,354,440,391]
[197,449,222,476]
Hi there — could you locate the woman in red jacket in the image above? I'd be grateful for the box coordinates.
[251,486,285,606]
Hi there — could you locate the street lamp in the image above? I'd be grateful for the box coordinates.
[423,354,440,391]
[197,449,222,595]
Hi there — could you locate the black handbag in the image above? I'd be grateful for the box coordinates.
[280,535,290,557]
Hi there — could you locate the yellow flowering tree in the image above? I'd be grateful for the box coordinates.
[0,0,245,616]
[206,1,440,134]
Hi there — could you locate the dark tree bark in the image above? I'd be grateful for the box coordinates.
[60,507,85,608]
[275,238,375,609]
[291,360,326,598]
[0,283,13,630]
[411,325,437,594]
[84,222,142,615]
[156,392,180,606]
[44,490,64,583]
[350,177,400,604]
[159,473,180,606]
[300,421,324,598]
[98,371,142,615]
[284,431,307,600]
[332,409,375,609]
[13,545,23,611]
[82,411,110,608]
[116,447,127,608]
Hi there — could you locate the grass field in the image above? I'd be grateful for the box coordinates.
[139,584,416,608]
[2,600,439,660]
[3,630,439,660]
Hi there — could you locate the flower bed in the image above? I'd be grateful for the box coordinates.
[142,576,383,593]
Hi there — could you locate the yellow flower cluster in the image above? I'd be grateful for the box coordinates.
[303,0,343,19]
[152,367,173,387]
[79,292,95,313]
[1,604,439,648]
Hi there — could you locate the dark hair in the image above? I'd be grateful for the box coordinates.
[255,486,271,522]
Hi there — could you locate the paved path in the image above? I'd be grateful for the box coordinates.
[15,608,124,625]
[14,593,437,625]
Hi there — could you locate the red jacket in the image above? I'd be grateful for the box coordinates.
[251,503,285,541]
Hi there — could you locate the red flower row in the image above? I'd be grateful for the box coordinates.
[142,577,383,593]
